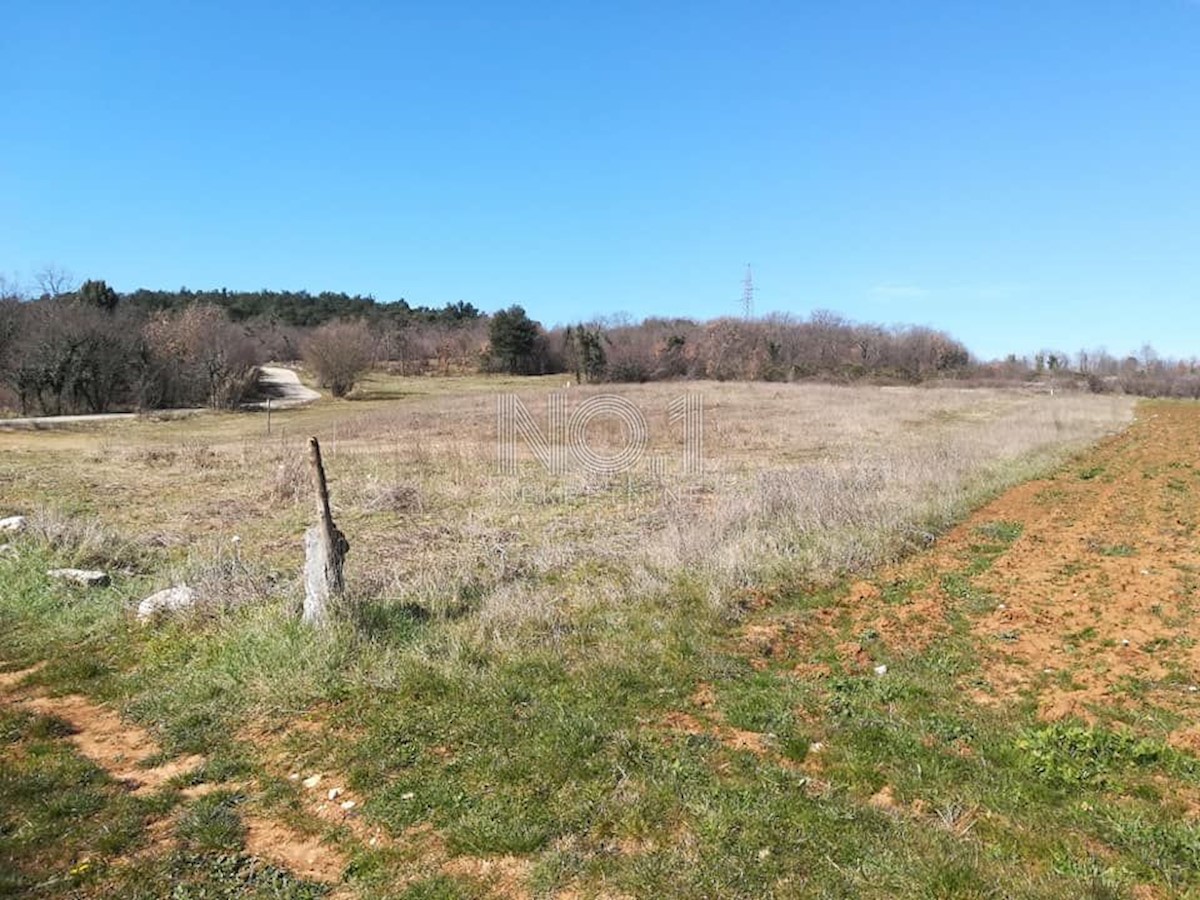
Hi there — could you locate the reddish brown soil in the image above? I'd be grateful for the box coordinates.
[860,404,1198,733]
[243,815,348,884]
[959,405,1200,732]
[15,693,206,794]
[734,403,1200,746]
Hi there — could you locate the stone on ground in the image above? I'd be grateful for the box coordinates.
[137,585,198,622]
[0,516,26,534]
[46,568,110,587]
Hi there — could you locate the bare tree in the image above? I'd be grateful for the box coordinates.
[141,305,261,409]
[34,264,77,299]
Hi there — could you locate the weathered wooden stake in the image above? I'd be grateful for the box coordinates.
[303,436,349,627]
[266,397,272,435]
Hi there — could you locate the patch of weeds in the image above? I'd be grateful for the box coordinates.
[1111,675,1151,701]
[923,712,976,745]
[1097,543,1136,557]
[0,707,33,744]
[879,578,920,606]
[111,850,331,898]
[0,720,150,892]
[351,599,430,644]
[1015,723,1188,789]
[940,573,995,614]
[1056,561,1088,580]
[176,791,247,853]
[174,752,255,790]
[1050,850,1131,899]
[714,671,810,760]
[1097,812,1200,888]
[1079,466,1106,481]
[976,520,1024,544]
[1036,486,1069,504]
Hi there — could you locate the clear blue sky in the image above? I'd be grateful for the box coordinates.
[4,1,1198,360]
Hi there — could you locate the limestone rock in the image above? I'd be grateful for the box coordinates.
[0,516,26,534]
[136,585,198,622]
[47,568,110,587]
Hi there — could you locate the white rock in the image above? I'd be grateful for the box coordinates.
[136,585,198,621]
[0,516,26,534]
[328,788,342,800]
[0,544,17,559]
[400,791,415,801]
[1121,639,1131,647]
[302,774,322,789]
[288,773,300,781]
[874,664,888,676]
[47,568,109,587]
[809,742,825,753]
[341,800,356,810]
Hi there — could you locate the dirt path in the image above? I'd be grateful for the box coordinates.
[0,667,353,888]
[0,365,318,429]
[250,365,321,409]
[0,408,203,430]
[0,667,541,896]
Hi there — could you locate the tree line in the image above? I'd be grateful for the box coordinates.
[2,269,1197,415]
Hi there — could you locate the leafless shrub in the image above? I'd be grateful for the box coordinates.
[181,439,219,469]
[270,453,310,503]
[24,506,152,571]
[140,305,262,409]
[303,320,377,397]
[174,546,280,617]
[129,446,180,467]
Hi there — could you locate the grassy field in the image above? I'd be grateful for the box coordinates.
[10,375,1199,898]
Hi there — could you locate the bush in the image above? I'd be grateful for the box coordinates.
[302,319,376,397]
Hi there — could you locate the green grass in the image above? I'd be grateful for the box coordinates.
[8,390,1193,897]
[0,704,326,899]
[7,511,1200,897]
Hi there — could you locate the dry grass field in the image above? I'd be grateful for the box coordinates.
[13,375,1200,898]
[0,376,1135,607]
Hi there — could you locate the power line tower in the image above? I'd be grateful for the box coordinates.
[741,264,755,319]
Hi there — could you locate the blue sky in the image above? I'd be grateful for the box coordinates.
[3,1,1198,360]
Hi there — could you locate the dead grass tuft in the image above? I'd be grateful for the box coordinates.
[360,480,423,514]
[24,505,152,572]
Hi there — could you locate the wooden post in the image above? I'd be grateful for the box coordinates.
[266,397,272,435]
[303,436,349,627]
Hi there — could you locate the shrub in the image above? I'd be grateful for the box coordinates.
[302,319,376,397]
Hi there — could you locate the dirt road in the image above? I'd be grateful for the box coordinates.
[0,365,319,428]
[248,365,322,409]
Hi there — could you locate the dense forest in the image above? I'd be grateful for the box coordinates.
[120,287,482,328]
[1,272,1197,417]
